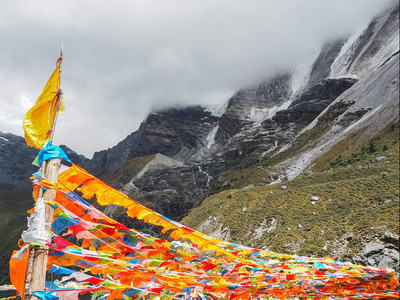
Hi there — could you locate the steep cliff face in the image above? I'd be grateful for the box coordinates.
[215,74,293,143]
[90,131,138,176]
[268,3,399,182]
[128,106,220,161]
[331,1,399,78]
[307,39,348,88]
[0,132,38,190]
[272,78,358,126]
[90,106,220,176]
[86,2,399,183]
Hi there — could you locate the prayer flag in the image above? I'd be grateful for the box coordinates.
[23,65,63,149]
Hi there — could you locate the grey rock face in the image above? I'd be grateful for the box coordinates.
[0,132,38,190]
[339,2,399,77]
[90,131,139,177]
[273,78,357,126]
[129,106,220,161]
[89,106,220,176]
[216,74,293,143]
[307,39,348,87]
[127,163,212,220]
[378,256,396,269]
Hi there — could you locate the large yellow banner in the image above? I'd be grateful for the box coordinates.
[23,65,63,149]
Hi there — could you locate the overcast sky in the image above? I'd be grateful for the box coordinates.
[0,0,394,157]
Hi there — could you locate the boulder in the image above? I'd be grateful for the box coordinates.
[362,243,385,256]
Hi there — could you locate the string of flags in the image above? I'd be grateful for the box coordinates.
[2,144,398,299]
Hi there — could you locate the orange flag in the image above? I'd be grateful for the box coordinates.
[9,248,29,300]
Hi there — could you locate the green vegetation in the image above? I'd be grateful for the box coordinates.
[0,189,33,281]
[313,121,399,171]
[206,167,272,196]
[182,121,399,261]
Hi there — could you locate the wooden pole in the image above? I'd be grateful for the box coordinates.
[25,46,64,300]
[27,159,60,300]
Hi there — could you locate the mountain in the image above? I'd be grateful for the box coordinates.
[94,1,399,273]
[0,132,38,190]
[90,106,219,176]
[0,1,398,279]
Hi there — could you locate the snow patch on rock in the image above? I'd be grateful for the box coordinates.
[204,100,229,117]
[330,24,368,77]
[249,106,280,125]
[291,55,317,97]
[205,125,219,151]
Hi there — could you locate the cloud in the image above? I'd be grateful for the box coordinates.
[0,0,395,157]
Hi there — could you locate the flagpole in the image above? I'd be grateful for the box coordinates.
[25,46,64,300]
[49,44,63,142]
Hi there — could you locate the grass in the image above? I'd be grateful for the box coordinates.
[312,122,399,171]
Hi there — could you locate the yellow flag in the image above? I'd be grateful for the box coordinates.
[23,65,62,149]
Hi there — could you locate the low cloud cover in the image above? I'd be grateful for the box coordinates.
[0,0,394,157]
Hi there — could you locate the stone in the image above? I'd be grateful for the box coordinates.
[281,185,287,190]
[367,257,377,266]
[362,243,385,256]
[353,255,365,265]
[243,184,255,189]
[375,156,387,162]
[311,196,319,201]
[383,248,399,262]
[381,231,400,246]
[378,256,396,269]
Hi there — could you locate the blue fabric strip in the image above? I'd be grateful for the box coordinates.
[38,141,70,166]
[32,291,60,300]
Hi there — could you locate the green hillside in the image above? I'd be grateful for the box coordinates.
[182,122,399,261]
[0,189,32,282]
